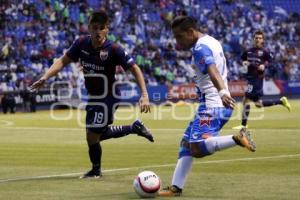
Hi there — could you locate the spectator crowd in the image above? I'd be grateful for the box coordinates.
[0,0,299,93]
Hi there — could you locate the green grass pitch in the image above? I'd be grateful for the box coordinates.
[0,100,299,200]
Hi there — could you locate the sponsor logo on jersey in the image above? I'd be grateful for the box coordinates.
[192,133,199,140]
[199,58,205,64]
[100,50,108,61]
[81,61,104,71]
[257,50,263,56]
[81,50,90,55]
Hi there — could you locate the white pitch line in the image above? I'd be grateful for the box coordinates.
[0,120,14,126]
[2,126,82,131]
[0,153,299,184]
[1,126,300,132]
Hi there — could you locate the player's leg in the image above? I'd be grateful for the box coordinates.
[98,97,153,142]
[259,96,291,111]
[189,108,256,157]
[217,107,255,152]
[80,103,108,179]
[159,124,193,197]
[159,108,255,197]
[160,108,233,196]
[99,120,154,142]
[160,134,243,197]
[241,96,251,127]
[233,96,251,129]
[260,99,280,107]
[159,110,231,197]
[189,132,255,159]
[280,96,291,111]
[99,125,134,140]
[189,135,236,157]
[80,129,102,179]
[2,102,8,114]
[160,134,241,196]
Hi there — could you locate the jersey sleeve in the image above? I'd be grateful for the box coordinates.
[193,44,215,74]
[265,50,272,63]
[113,45,135,71]
[65,38,81,62]
[241,50,247,61]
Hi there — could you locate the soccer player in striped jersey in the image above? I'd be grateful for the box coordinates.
[159,16,256,197]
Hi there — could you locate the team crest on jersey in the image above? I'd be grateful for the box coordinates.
[199,58,205,65]
[199,115,212,127]
[99,50,108,61]
[257,50,263,56]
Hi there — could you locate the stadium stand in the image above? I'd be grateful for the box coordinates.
[0,0,299,93]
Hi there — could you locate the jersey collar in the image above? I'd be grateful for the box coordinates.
[88,36,111,50]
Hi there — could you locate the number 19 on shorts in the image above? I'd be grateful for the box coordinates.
[247,84,253,93]
[93,112,104,124]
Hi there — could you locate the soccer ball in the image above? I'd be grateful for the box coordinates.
[133,171,161,198]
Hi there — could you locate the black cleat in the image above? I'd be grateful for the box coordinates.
[79,169,102,179]
[132,120,154,142]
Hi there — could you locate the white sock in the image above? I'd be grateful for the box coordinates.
[204,135,236,154]
[171,156,193,189]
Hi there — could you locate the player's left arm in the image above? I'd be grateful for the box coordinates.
[240,50,249,73]
[114,45,150,113]
[258,50,272,71]
[130,64,150,113]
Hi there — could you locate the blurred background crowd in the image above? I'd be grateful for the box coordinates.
[0,0,299,93]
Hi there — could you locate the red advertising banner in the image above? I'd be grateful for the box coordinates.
[228,81,247,97]
[168,83,198,100]
[168,81,247,100]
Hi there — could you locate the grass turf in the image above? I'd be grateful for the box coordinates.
[0,100,299,200]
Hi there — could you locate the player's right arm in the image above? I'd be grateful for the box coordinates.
[207,65,235,109]
[30,54,72,91]
[113,44,150,113]
[194,44,235,109]
[240,50,249,74]
[30,37,81,91]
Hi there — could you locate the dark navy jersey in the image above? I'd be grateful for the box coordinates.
[66,35,135,97]
[241,47,272,79]
[241,47,272,91]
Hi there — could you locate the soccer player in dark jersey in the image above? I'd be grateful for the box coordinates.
[233,30,291,130]
[30,10,154,178]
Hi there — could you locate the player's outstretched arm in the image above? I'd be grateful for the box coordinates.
[129,64,150,113]
[29,54,72,92]
[207,64,235,109]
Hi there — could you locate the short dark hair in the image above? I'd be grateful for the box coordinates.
[171,16,198,30]
[89,10,109,25]
[254,30,264,38]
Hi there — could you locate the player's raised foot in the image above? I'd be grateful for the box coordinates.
[233,128,256,152]
[132,120,154,142]
[158,185,182,197]
[79,169,102,179]
[280,96,291,112]
[232,125,248,130]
